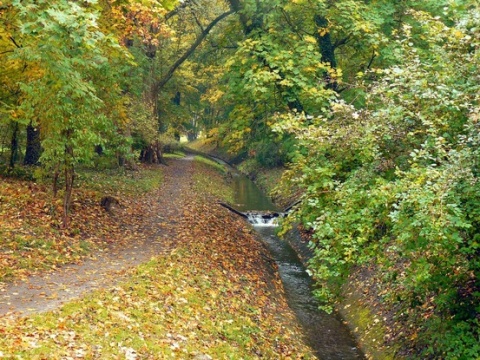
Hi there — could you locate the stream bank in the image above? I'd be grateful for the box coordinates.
[252,167,402,360]
[227,166,364,359]
[192,143,402,359]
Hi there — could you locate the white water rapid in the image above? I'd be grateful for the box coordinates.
[245,212,283,227]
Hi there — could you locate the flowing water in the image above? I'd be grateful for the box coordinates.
[231,172,364,360]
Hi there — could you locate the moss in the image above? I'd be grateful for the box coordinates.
[163,151,185,159]
[338,280,403,360]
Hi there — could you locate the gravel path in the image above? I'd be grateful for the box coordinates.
[0,156,195,318]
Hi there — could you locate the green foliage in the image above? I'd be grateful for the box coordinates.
[276,5,480,357]
[10,0,130,225]
[159,134,183,153]
[219,17,336,155]
[2,0,479,354]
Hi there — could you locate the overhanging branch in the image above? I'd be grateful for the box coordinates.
[165,0,195,21]
[153,10,234,94]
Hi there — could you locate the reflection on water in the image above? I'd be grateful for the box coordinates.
[256,227,363,360]
[232,174,279,212]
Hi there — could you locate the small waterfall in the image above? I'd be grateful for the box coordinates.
[220,163,364,359]
[245,212,283,227]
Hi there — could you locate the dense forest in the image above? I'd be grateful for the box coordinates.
[1,0,479,357]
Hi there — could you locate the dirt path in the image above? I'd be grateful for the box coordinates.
[0,156,195,318]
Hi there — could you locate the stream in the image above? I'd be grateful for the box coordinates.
[231,172,364,359]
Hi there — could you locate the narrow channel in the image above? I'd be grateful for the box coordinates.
[231,172,364,359]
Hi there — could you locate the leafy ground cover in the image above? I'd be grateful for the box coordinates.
[0,202,313,358]
[0,166,163,282]
[0,156,315,358]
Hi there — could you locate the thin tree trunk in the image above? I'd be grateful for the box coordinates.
[62,165,74,228]
[9,122,19,169]
[62,129,75,228]
[52,162,60,197]
[62,149,74,229]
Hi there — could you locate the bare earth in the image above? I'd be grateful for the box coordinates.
[0,156,195,318]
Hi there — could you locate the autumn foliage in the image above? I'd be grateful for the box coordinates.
[0,157,314,358]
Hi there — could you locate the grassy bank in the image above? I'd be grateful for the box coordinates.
[185,143,403,359]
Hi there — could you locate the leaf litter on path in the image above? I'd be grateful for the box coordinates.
[0,157,192,317]
[0,156,315,358]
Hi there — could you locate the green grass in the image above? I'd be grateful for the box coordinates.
[163,151,185,159]
[193,157,234,203]
[339,279,402,359]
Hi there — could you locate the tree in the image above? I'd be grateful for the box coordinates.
[114,0,234,163]
[12,0,127,227]
[0,3,29,168]
[275,4,480,357]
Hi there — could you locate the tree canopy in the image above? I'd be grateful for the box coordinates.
[1,0,479,356]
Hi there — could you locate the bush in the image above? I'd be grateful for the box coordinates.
[253,136,295,169]
[275,9,480,357]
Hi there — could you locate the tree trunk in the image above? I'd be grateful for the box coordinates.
[24,122,41,165]
[9,122,19,169]
[62,164,74,228]
[118,155,126,167]
[62,144,75,229]
[52,162,60,198]
[139,141,166,165]
[314,14,339,91]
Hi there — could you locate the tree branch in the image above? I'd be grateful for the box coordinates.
[192,12,205,32]
[366,49,376,70]
[153,10,234,94]
[333,35,351,49]
[165,0,195,21]
[280,8,309,38]
[9,36,22,49]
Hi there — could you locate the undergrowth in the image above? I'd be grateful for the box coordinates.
[0,165,163,282]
